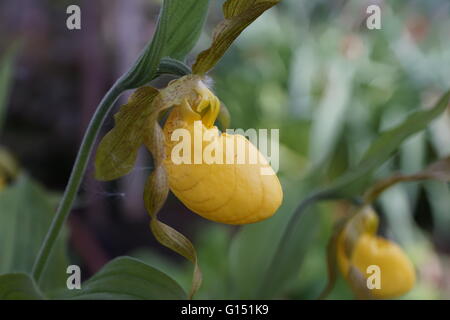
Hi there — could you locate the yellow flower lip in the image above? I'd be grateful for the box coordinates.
[161,76,283,225]
[185,80,220,128]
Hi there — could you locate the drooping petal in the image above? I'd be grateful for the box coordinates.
[192,0,281,74]
[95,86,159,181]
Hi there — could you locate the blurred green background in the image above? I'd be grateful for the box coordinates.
[1,0,450,299]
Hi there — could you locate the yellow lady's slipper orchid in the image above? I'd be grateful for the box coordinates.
[337,231,416,299]
[161,77,283,224]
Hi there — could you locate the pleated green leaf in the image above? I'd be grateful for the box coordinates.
[121,0,210,89]
[0,273,44,300]
[162,0,210,60]
[59,257,186,300]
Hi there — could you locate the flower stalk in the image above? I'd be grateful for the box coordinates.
[31,81,124,282]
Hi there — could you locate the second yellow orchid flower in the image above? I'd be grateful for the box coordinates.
[336,206,416,299]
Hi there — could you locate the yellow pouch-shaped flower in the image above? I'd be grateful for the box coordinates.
[337,232,416,299]
[162,81,282,225]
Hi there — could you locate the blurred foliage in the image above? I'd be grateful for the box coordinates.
[0,44,70,298]
[0,174,69,296]
[0,273,43,300]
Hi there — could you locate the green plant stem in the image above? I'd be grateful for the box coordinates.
[31,57,191,283]
[31,80,125,282]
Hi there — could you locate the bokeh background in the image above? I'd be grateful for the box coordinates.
[1,0,450,299]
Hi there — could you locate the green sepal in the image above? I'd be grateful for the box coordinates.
[94,87,159,181]
[192,0,281,74]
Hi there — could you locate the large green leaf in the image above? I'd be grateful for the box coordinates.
[0,273,44,300]
[121,0,210,89]
[162,0,210,60]
[0,45,17,133]
[130,225,232,299]
[59,257,187,300]
[0,174,69,294]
